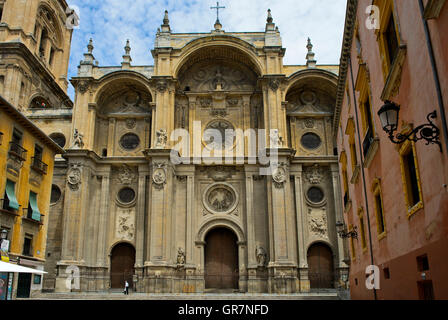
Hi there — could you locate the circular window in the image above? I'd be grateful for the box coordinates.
[301,132,322,150]
[117,187,136,204]
[120,133,140,151]
[307,187,325,204]
[50,185,62,204]
[49,133,66,148]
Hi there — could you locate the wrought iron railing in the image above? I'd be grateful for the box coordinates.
[21,208,44,225]
[362,128,374,158]
[343,192,349,208]
[8,141,27,161]
[31,156,48,175]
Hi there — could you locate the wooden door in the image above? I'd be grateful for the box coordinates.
[205,228,238,289]
[110,243,135,289]
[307,243,334,289]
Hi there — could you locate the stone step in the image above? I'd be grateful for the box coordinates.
[29,291,345,300]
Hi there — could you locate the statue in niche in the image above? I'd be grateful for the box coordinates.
[177,247,186,265]
[256,246,267,267]
[154,129,167,149]
[71,129,84,149]
[213,68,225,90]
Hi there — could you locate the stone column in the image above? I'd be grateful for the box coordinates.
[185,167,195,267]
[245,166,258,292]
[331,163,349,278]
[145,149,174,266]
[135,165,149,292]
[107,118,116,154]
[95,169,110,266]
[292,165,310,292]
[87,103,97,150]
[266,148,298,293]
[56,155,90,292]
[135,165,149,267]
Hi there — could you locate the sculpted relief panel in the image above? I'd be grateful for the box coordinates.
[115,208,135,241]
[179,62,257,92]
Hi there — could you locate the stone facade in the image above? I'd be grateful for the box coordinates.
[1,1,348,294]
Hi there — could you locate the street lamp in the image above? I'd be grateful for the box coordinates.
[0,229,7,241]
[336,221,358,239]
[377,101,442,151]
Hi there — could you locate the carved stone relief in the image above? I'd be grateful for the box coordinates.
[272,164,287,189]
[67,163,82,191]
[152,162,167,190]
[116,208,135,241]
[117,164,136,185]
[203,183,239,215]
[308,207,328,238]
[305,164,325,185]
[179,63,257,92]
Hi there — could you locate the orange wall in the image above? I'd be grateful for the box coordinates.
[337,0,448,300]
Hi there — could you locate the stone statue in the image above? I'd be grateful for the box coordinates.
[177,247,185,265]
[71,129,84,149]
[256,245,267,267]
[155,129,167,149]
[269,129,283,148]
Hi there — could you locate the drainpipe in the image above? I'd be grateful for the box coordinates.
[418,0,448,154]
[348,56,377,300]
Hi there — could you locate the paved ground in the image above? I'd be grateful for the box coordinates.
[30,290,348,300]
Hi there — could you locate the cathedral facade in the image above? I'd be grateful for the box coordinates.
[1,0,349,294]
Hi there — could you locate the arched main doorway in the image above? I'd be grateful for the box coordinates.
[204,227,239,290]
[110,243,135,289]
[307,243,334,289]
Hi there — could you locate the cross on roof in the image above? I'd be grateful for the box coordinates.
[210,1,225,22]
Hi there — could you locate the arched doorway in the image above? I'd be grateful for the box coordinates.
[110,243,135,289]
[204,227,239,290]
[307,243,334,289]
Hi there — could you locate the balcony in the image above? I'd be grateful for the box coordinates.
[0,199,20,217]
[31,157,48,175]
[22,208,44,226]
[8,141,27,162]
[362,129,374,158]
[362,129,380,169]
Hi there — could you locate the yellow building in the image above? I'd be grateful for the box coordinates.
[0,94,63,299]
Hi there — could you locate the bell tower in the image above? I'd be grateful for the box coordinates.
[0,0,73,111]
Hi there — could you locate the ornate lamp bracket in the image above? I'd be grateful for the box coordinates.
[389,111,442,152]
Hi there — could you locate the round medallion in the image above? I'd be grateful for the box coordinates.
[301,132,322,150]
[203,120,235,150]
[307,187,325,204]
[120,133,140,151]
[300,90,317,105]
[203,183,238,215]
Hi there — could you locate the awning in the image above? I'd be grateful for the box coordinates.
[29,192,41,221]
[0,261,47,274]
[5,180,20,211]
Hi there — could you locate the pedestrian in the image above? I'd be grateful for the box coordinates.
[124,280,129,295]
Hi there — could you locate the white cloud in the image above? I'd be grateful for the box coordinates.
[66,0,346,98]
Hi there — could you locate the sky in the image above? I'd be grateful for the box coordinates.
[65,0,347,99]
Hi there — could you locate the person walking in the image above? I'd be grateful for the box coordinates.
[124,280,129,295]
